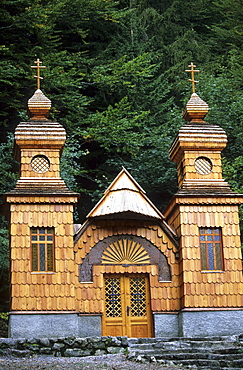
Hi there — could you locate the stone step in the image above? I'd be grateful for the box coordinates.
[231,359,243,367]
[159,352,243,361]
[170,358,222,368]
[128,341,241,351]
[128,346,241,355]
[220,368,243,370]
[128,349,243,361]
[128,348,243,358]
[127,335,242,345]
[153,356,243,369]
[171,357,243,369]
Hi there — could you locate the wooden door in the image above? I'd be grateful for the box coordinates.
[103,274,153,338]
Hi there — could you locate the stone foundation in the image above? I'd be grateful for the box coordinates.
[8,313,102,339]
[8,309,243,339]
[179,309,243,337]
[153,313,179,337]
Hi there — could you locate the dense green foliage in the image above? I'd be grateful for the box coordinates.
[0,0,243,309]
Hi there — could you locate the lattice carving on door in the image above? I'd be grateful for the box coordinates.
[104,278,122,317]
[101,239,150,265]
[130,277,146,317]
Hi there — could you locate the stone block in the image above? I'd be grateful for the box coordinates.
[9,349,31,357]
[8,313,79,338]
[39,347,52,354]
[107,346,124,354]
[179,310,243,338]
[77,315,102,337]
[39,338,50,347]
[0,338,18,348]
[120,336,129,347]
[52,342,65,351]
[87,336,104,348]
[24,344,40,352]
[74,337,88,348]
[64,348,92,357]
[63,337,75,346]
[95,349,107,356]
[108,337,122,346]
[153,313,179,337]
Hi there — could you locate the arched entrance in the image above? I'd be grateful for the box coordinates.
[79,235,171,337]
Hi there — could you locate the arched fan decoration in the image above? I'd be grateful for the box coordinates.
[101,239,150,264]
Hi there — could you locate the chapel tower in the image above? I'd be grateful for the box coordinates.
[164,63,243,337]
[6,59,79,338]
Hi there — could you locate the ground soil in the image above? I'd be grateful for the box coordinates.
[0,354,185,370]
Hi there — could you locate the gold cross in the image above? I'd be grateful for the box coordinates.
[31,58,46,89]
[185,62,200,93]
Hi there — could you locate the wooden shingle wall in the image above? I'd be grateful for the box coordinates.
[166,201,243,309]
[74,220,180,313]
[169,122,229,191]
[20,149,61,179]
[178,150,223,189]
[10,201,76,312]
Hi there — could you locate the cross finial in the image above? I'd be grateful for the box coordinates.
[185,62,200,93]
[31,58,46,90]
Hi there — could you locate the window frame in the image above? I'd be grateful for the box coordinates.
[30,227,55,272]
[199,227,224,271]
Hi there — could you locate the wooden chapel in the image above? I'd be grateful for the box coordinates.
[6,61,243,338]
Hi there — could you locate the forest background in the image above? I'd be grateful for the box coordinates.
[0,0,243,311]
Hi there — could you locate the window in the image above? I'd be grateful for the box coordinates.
[194,156,213,175]
[31,228,54,272]
[31,155,50,173]
[199,228,223,271]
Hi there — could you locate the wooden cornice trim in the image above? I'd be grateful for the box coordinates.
[9,311,79,314]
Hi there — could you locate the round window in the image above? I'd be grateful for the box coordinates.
[31,155,50,173]
[194,156,212,175]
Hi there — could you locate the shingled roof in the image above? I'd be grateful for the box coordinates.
[87,167,164,220]
[74,167,178,247]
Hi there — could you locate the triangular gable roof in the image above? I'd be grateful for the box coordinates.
[75,168,178,248]
[87,167,164,220]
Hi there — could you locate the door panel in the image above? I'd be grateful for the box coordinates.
[103,277,125,336]
[103,274,153,338]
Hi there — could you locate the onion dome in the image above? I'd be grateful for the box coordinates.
[183,92,209,123]
[28,89,51,120]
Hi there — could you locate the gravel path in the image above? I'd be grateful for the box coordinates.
[0,354,185,370]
